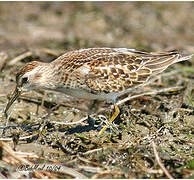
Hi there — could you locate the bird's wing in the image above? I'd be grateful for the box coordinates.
[83,49,153,93]
[56,48,187,93]
[70,48,152,93]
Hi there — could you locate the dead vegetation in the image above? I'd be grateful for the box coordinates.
[0,2,193,179]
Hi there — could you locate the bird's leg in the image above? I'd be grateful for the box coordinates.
[98,104,120,135]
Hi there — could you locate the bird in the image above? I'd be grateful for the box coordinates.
[4,48,193,135]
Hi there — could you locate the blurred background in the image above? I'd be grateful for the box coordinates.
[0,2,193,55]
[0,2,193,179]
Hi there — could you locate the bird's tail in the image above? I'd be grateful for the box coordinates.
[144,52,193,75]
[175,54,193,63]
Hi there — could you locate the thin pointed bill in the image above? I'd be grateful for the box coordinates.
[4,87,22,116]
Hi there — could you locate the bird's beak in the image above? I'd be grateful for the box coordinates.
[4,86,22,116]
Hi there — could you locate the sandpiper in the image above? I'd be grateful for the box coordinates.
[4,48,193,135]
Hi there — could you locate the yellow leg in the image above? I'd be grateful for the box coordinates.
[98,104,120,135]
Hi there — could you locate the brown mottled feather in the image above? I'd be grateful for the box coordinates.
[50,48,186,94]
[16,61,42,82]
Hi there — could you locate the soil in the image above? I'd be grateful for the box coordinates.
[0,2,193,179]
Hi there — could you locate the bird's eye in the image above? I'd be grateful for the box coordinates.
[22,77,28,84]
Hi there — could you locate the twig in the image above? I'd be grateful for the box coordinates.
[83,147,104,155]
[136,161,163,174]
[8,51,32,65]
[3,103,16,133]
[77,155,103,167]
[14,151,39,158]
[117,86,184,106]
[37,48,62,56]
[54,165,88,179]
[50,116,88,125]
[152,141,173,179]
[91,170,123,179]
[0,134,38,142]
[78,165,103,173]
[0,52,8,71]
[0,94,6,97]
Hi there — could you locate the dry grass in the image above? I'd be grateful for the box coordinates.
[0,2,193,179]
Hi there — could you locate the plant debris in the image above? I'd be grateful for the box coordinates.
[0,2,193,179]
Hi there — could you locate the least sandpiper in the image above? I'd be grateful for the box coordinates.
[4,48,193,135]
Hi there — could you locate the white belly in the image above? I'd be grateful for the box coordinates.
[54,87,124,103]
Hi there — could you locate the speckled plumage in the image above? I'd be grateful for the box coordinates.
[5,47,193,115]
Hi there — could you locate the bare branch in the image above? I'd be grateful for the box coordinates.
[152,141,173,179]
[8,51,32,66]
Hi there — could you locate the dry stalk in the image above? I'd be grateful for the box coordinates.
[0,140,88,179]
[117,86,184,106]
[152,141,173,179]
[8,51,32,66]
[0,52,8,71]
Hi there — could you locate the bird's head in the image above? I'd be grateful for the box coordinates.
[4,61,47,115]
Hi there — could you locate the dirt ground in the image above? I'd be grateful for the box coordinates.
[0,2,193,179]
